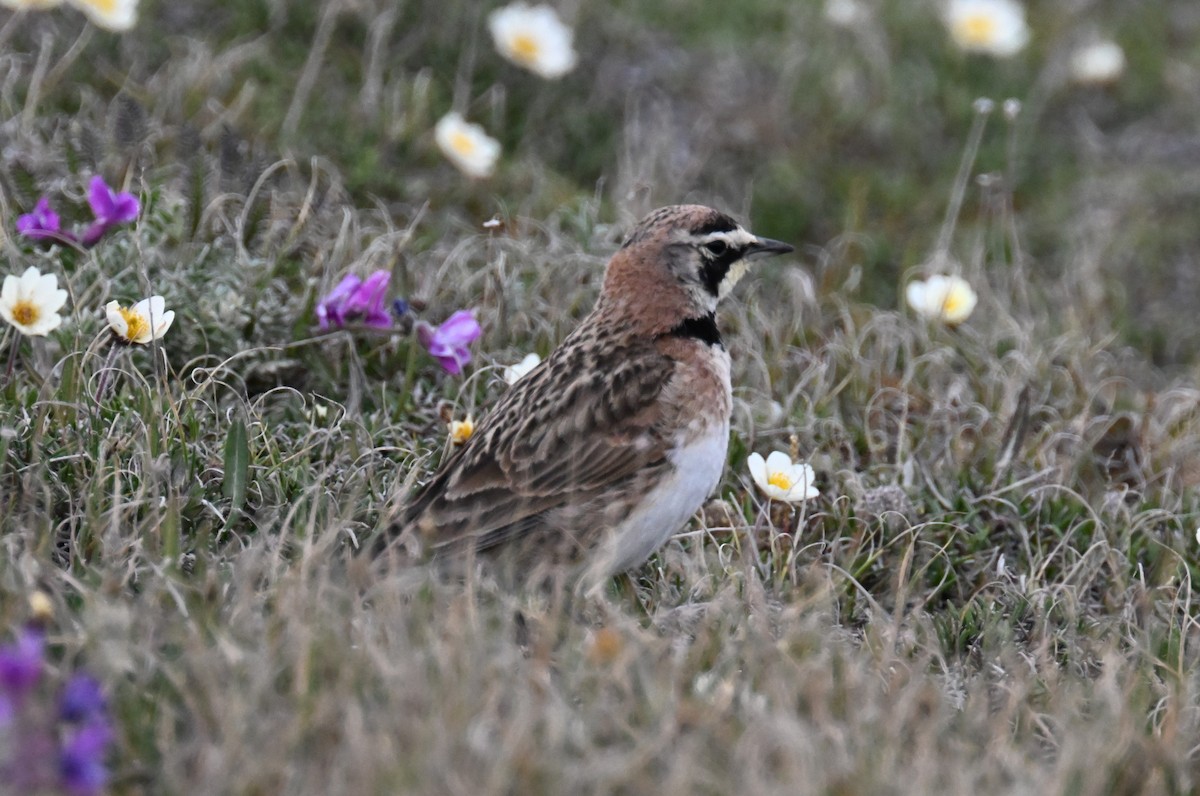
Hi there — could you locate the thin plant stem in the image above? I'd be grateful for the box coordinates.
[94,340,120,407]
[2,331,18,386]
[932,98,995,265]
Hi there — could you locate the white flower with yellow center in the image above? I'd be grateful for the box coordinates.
[1,0,139,29]
[945,0,1029,57]
[503,352,541,385]
[488,3,577,79]
[67,0,138,30]
[748,451,819,503]
[105,295,174,344]
[0,266,68,337]
[448,416,475,445]
[434,112,501,179]
[906,275,978,324]
[1070,40,1125,85]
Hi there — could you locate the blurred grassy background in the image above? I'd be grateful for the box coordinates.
[2,0,1200,793]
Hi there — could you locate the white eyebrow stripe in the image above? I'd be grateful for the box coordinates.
[695,227,757,247]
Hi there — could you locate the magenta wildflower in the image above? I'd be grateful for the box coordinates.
[417,309,482,375]
[15,198,67,242]
[316,271,393,329]
[80,176,139,246]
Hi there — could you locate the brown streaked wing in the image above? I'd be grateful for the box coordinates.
[399,330,677,551]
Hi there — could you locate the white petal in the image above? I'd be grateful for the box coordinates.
[1,274,17,305]
[45,288,69,314]
[764,450,794,474]
[33,270,59,297]
[783,464,820,502]
[105,300,128,338]
[762,483,791,501]
[746,452,768,490]
[504,352,541,384]
[152,310,175,339]
[27,311,63,336]
[17,266,43,296]
[66,0,138,31]
[905,281,927,314]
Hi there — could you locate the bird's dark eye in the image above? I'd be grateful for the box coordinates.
[704,240,728,256]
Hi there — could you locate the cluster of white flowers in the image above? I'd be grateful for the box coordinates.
[1,266,174,346]
[435,3,577,179]
[941,0,1127,89]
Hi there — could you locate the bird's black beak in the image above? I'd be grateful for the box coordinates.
[745,237,795,261]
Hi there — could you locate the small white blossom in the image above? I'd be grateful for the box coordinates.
[945,0,1030,57]
[1070,40,1125,85]
[0,266,68,337]
[488,3,577,79]
[748,451,819,503]
[824,0,868,28]
[906,275,978,324]
[105,296,174,344]
[68,0,137,30]
[434,112,501,179]
[503,352,541,385]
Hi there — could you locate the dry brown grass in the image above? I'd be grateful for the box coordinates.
[1,1,1199,793]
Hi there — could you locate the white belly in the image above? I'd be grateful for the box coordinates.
[589,423,729,580]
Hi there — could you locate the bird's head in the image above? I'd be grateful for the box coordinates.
[602,205,794,327]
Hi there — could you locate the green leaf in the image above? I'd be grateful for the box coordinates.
[222,417,250,513]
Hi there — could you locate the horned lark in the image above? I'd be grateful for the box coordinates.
[387,205,793,588]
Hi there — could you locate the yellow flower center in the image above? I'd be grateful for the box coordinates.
[510,32,542,63]
[449,419,474,445]
[957,13,997,45]
[767,472,793,491]
[450,130,477,156]
[11,300,39,328]
[941,292,964,315]
[91,0,117,11]
[118,307,149,342]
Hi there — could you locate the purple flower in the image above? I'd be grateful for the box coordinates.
[0,628,44,695]
[316,271,394,330]
[316,275,359,329]
[0,628,44,725]
[342,271,392,328]
[60,675,107,724]
[417,309,482,375]
[16,198,65,241]
[81,176,139,246]
[60,722,112,796]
